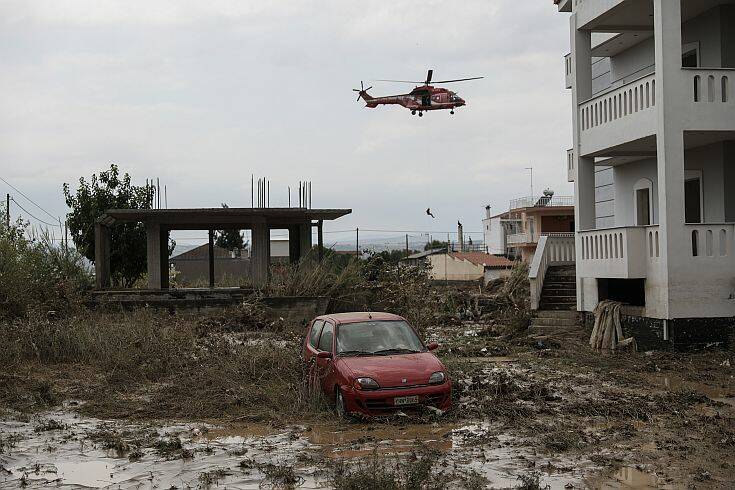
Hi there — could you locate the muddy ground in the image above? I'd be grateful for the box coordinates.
[1,316,734,489]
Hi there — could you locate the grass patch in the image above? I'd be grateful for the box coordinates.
[0,308,326,421]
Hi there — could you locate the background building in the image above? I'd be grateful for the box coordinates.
[483,192,574,262]
[428,252,513,283]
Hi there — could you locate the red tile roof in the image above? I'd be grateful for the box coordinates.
[449,252,514,268]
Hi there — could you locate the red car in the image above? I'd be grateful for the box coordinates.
[303,312,452,418]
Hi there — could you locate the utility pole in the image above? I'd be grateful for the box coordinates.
[5,193,9,228]
[356,228,359,257]
[405,234,409,257]
[525,166,534,197]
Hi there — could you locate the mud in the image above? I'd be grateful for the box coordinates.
[2,318,734,488]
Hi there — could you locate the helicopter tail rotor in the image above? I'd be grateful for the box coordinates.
[352,81,373,102]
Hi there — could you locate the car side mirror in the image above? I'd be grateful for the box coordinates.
[317,351,333,359]
[427,342,439,351]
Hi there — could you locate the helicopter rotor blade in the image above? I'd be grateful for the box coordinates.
[365,86,372,91]
[431,76,484,84]
[425,69,433,85]
[375,79,425,84]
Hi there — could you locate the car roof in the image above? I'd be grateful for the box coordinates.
[314,312,406,325]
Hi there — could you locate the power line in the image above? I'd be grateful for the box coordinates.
[10,197,61,228]
[0,176,59,221]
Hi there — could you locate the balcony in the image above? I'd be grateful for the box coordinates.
[578,226,648,279]
[578,69,735,156]
[578,73,657,156]
[509,195,574,210]
[507,232,532,246]
[686,69,735,130]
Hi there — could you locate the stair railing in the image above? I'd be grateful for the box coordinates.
[529,235,576,310]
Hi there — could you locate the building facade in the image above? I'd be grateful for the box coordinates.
[552,0,735,345]
[428,252,513,283]
[483,194,574,262]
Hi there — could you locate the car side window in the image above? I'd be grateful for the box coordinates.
[308,320,324,349]
[317,322,334,352]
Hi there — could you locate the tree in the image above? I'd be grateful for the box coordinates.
[63,164,173,287]
[214,203,246,253]
[424,240,448,251]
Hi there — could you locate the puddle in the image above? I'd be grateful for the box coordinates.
[306,422,454,459]
[592,466,670,489]
[0,410,599,489]
[655,375,735,406]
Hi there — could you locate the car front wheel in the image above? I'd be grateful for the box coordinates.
[335,388,352,421]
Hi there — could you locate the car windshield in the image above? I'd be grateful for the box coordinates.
[336,320,425,356]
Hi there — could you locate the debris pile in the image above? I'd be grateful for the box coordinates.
[590,300,637,352]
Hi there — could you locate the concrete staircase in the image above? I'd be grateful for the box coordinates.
[530,265,579,333]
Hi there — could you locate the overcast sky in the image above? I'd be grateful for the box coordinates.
[0,0,572,248]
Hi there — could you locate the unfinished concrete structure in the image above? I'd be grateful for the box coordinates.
[94,208,351,289]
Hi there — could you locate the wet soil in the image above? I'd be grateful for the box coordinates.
[2,321,734,488]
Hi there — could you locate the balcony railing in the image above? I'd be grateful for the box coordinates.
[687,68,733,104]
[509,195,574,210]
[580,73,656,132]
[507,232,532,246]
[578,226,647,278]
[688,224,735,259]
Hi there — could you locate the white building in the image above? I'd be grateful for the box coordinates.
[537,0,735,348]
[483,195,575,262]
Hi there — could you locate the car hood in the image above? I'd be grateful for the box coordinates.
[337,352,445,388]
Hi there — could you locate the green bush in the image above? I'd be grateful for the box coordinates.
[0,220,91,320]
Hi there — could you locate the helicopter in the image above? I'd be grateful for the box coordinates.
[353,69,483,117]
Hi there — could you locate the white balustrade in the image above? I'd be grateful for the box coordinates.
[578,227,647,278]
[580,73,656,132]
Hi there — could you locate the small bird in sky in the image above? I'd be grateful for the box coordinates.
[426,208,436,219]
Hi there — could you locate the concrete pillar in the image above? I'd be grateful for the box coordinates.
[571,19,595,232]
[654,0,686,318]
[146,222,163,289]
[298,222,312,259]
[570,15,595,311]
[317,220,324,262]
[94,223,111,289]
[288,225,301,264]
[208,229,215,288]
[251,223,270,286]
[160,227,169,289]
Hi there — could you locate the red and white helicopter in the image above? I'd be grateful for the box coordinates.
[354,69,482,117]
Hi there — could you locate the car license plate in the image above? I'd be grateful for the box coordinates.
[394,395,419,406]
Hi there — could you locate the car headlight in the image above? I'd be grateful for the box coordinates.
[428,372,446,385]
[353,377,380,390]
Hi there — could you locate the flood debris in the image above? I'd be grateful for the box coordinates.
[590,300,637,352]
[1,261,734,487]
